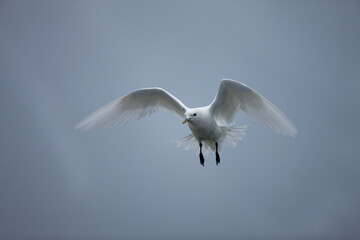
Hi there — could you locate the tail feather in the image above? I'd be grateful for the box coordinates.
[174,133,197,151]
[219,125,247,147]
[175,125,248,154]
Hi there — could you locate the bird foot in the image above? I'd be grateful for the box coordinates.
[199,153,205,167]
[216,153,220,165]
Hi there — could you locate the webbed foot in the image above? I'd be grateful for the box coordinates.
[215,142,220,165]
[200,153,205,167]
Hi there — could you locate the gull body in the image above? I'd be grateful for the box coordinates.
[76,79,297,166]
[184,107,222,143]
[183,106,224,165]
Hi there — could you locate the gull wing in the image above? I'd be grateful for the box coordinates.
[76,88,188,130]
[209,79,297,137]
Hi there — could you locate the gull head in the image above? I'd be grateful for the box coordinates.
[182,110,199,124]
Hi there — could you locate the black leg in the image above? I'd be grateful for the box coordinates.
[215,142,220,165]
[199,142,205,167]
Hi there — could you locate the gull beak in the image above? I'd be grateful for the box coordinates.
[182,118,190,124]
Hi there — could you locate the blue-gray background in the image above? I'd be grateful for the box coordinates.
[1,1,359,239]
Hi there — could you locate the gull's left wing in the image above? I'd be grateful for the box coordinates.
[209,79,297,137]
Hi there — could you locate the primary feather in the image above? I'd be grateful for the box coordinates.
[75,88,188,130]
[210,79,297,137]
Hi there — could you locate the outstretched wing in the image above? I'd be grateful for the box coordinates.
[209,79,297,137]
[76,88,188,130]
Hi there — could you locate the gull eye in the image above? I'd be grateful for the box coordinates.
[193,113,197,116]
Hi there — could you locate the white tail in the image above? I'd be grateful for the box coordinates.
[175,125,248,155]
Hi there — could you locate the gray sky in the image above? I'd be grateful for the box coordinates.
[1,1,360,239]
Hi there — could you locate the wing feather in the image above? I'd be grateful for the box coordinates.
[210,79,297,137]
[76,88,188,130]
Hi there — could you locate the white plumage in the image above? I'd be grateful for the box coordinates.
[75,87,187,130]
[211,79,297,137]
[76,79,297,166]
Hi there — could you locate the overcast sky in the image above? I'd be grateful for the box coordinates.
[1,1,360,239]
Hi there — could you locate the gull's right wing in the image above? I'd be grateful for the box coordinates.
[76,88,188,130]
